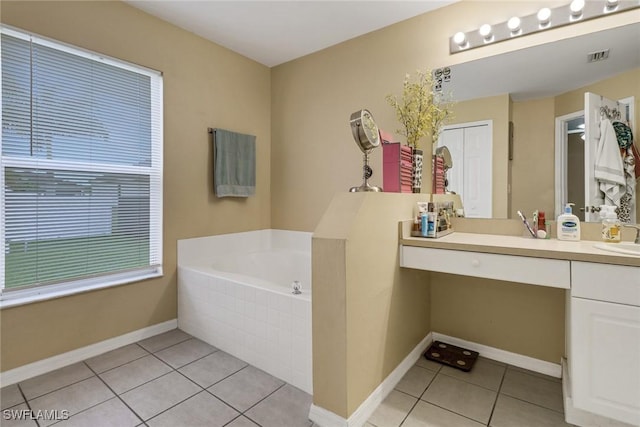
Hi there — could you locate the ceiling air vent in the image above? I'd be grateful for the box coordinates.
[587,49,610,63]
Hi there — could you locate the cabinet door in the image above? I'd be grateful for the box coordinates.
[571,297,640,425]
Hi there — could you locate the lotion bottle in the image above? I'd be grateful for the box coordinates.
[557,203,581,241]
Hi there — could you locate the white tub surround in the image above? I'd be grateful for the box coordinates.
[177,230,313,394]
[400,220,640,427]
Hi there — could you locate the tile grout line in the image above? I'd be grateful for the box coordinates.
[135,352,208,424]
[18,369,95,403]
[99,355,175,396]
[16,383,41,427]
[405,363,501,426]
[82,360,146,426]
[133,351,210,423]
[142,387,204,424]
[89,343,151,376]
[500,365,565,415]
[137,332,193,354]
[395,371,489,426]
[236,381,287,415]
[157,346,221,372]
[486,363,508,426]
[397,364,440,426]
[414,398,491,426]
[436,366,505,393]
[498,392,566,415]
[169,353,247,391]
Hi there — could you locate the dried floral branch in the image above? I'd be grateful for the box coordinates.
[386,69,455,149]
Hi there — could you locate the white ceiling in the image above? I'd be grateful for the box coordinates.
[124,0,456,67]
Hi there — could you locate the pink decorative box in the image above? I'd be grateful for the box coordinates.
[383,142,413,193]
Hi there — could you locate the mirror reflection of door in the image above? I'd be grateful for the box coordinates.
[567,116,586,222]
[437,120,493,218]
[556,93,635,222]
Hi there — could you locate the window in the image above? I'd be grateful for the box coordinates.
[0,27,163,306]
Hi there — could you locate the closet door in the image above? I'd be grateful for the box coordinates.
[438,121,492,218]
[438,128,464,195]
[464,125,492,218]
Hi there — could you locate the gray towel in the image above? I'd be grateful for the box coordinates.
[213,128,256,197]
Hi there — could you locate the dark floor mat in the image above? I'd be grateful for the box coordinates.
[424,341,479,372]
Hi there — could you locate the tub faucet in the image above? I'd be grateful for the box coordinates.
[292,281,302,295]
[623,224,640,244]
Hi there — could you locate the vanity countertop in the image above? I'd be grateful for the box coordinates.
[401,231,640,267]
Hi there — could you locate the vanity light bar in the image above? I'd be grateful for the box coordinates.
[449,0,639,54]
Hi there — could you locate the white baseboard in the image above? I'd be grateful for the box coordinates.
[0,319,177,387]
[310,332,564,427]
[309,332,433,427]
[433,332,562,378]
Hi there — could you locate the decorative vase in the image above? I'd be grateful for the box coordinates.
[412,149,423,193]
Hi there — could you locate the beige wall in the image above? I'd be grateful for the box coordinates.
[313,193,431,417]
[0,1,271,371]
[271,1,637,231]
[509,67,640,222]
[510,97,557,218]
[430,274,566,363]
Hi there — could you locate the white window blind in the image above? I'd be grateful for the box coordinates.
[1,27,163,302]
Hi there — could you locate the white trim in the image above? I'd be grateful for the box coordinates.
[440,119,493,132]
[433,332,562,378]
[0,268,163,309]
[309,332,563,427]
[555,110,583,219]
[308,332,433,427]
[1,25,161,77]
[0,319,177,386]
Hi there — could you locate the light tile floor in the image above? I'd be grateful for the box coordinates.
[1,329,573,427]
[1,329,313,427]
[367,356,574,427]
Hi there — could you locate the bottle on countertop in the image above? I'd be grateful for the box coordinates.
[601,206,621,243]
[426,202,436,238]
[557,203,581,241]
[421,212,428,237]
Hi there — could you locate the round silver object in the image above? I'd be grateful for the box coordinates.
[350,109,380,153]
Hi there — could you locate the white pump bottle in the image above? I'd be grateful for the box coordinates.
[557,203,581,241]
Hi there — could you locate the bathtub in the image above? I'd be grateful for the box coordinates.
[177,229,312,394]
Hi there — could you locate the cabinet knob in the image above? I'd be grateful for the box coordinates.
[471,259,480,267]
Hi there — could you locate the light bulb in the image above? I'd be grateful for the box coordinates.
[537,7,551,25]
[570,0,585,17]
[507,16,521,32]
[606,0,618,9]
[479,24,492,39]
[453,32,467,46]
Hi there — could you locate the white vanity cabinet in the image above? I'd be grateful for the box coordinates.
[399,230,640,426]
[570,262,640,426]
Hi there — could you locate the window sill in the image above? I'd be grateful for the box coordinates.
[0,268,163,309]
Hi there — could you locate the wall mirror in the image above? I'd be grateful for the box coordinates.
[438,22,639,221]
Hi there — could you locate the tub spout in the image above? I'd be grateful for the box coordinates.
[292,280,302,294]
